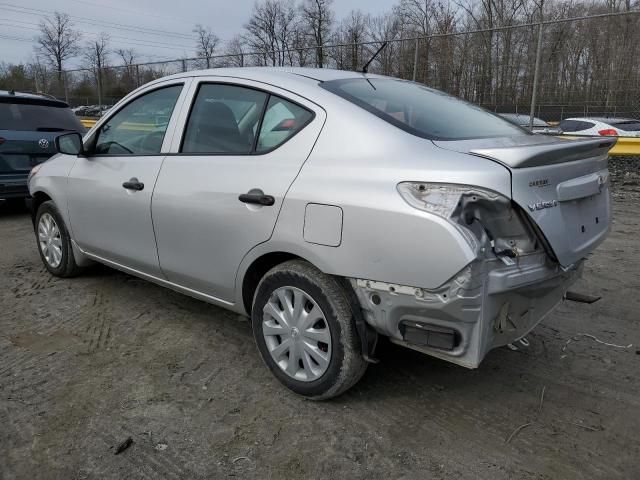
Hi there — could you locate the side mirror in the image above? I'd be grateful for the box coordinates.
[55,132,84,156]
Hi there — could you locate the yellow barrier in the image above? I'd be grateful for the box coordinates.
[560,135,640,156]
[608,136,640,157]
[80,118,97,129]
[79,119,158,132]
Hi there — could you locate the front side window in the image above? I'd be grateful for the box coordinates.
[181,84,268,154]
[257,96,314,152]
[321,78,526,141]
[94,85,182,155]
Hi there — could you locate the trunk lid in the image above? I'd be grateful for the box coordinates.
[433,135,615,267]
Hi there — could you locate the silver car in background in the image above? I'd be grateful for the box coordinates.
[28,68,614,399]
[499,113,563,135]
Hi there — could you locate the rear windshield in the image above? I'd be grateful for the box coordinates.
[321,78,526,140]
[611,120,640,132]
[0,102,85,132]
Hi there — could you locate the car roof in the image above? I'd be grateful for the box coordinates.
[144,67,386,94]
[0,89,69,107]
[129,67,391,111]
[177,66,381,81]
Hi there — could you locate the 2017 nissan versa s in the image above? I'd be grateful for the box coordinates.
[29,68,613,399]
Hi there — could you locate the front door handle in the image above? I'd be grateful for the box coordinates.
[122,177,144,191]
[238,190,275,206]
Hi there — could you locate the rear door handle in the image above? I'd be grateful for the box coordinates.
[122,177,144,191]
[238,191,275,206]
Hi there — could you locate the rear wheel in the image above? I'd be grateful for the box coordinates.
[251,260,367,400]
[35,201,81,277]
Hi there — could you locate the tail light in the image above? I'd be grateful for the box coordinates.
[397,182,538,258]
[0,137,5,145]
[598,129,618,136]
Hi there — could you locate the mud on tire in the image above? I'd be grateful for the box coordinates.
[251,260,368,400]
[34,200,81,278]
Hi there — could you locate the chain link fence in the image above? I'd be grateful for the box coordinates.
[30,11,640,122]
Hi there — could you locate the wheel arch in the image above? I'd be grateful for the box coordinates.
[240,251,306,315]
[30,190,53,224]
[237,248,378,363]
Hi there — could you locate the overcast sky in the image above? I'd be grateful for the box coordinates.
[0,0,395,67]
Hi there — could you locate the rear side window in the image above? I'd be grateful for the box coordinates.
[257,96,313,152]
[182,84,268,154]
[321,78,525,140]
[181,83,313,154]
[611,120,640,132]
[559,120,594,132]
[0,101,84,132]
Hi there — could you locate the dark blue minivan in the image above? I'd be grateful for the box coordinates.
[0,90,85,202]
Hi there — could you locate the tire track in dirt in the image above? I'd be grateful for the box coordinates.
[82,291,113,354]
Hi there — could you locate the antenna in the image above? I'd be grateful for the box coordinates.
[362,42,388,74]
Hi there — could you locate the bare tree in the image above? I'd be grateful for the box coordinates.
[116,48,138,89]
[83,33,110,106]
[368,11,402,75]
[244,0,299,66]
[29,55,50,94]
[301,0,334,68]
[224,35,247,67]
[36,12,81,89]
[194,24,220,68]
[328,10,369,70]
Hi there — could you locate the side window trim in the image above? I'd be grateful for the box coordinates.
[86,80,190,157]
[251,93,271,153]
[177,80,316,156]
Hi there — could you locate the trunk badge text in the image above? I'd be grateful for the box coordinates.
[529,179,549,188]
[528,200,558,212]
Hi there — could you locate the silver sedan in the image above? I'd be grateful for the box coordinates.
[28,67,614,399]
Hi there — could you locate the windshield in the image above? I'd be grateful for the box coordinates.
[0,101,85,132]
[321,78,526,140]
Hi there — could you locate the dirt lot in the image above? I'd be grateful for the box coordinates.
[1,161,639,480]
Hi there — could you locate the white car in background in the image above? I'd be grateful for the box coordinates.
[559,117,640,137]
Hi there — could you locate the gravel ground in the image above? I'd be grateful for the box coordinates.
[1,159,639,480]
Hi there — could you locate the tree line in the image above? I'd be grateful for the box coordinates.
[0,0,638,114]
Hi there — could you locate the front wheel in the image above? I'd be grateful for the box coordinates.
[251,260,367,400]
[35,200,81,277]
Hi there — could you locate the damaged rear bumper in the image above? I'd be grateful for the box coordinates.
[350,252,582,368]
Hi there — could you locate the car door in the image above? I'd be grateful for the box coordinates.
[152,78,325,302]
[66,80,190,276]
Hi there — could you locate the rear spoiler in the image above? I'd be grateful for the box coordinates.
[470,137,616,168]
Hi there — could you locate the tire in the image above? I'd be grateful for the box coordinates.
[251,260,368,400]
[34,200,81,278]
